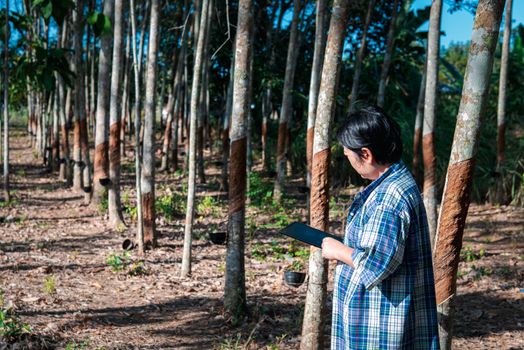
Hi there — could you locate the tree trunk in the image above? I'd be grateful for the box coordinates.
[108,0,125,228]
[3,0,10,203]
[495,0,512,205]
[93,0,114,206]
[141,0,160,247]
[348,0,375,113]
[300,0,350,348]
[412,68,426,186]
[221,48,235,193]
[224,0,253,318]
[120,25,131,158]
[307,0,328,212]
[274,0,301,201]
[423,0,442,247]
[72,0,84,192]
[433,2,504,349]
[130,0,145,254]
[181,0,210,277]
[377,0,400,107]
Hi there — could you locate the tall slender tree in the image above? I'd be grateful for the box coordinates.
[377,0,400,107]
[306,0,328,200]
[3,0,10,203]
[93,0,114,206]
[301,0,350,348]
[274,0,301,201]
[423,0,443,246]
[141,0,160,247]
[495,0,513,204]
[108,0,125,228]
[73,0,84,192]
[347,0,375,113]
[224,0,253,317]
[181,0,210,277]
[130,0,145,253]
[412,67,426,185]
[433,1,504,349]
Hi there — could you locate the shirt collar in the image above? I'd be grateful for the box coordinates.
[356,161,404,203]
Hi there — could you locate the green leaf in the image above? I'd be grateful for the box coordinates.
[41,1,53,20]
[87,11,99,25]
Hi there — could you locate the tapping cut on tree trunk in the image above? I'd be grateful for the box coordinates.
[306,0,328,220]
[141,0,160,248]
[377,0,400,108]
[181,0,210,277]
[495,0,513,205]
[432,1,504,349]
[72,0,85,193]
[300,0,350,348]
[108,0,125,229]
[274,0,301,201]
[224,0,253,318]
[93,0,114,206]
[423,0,443,247]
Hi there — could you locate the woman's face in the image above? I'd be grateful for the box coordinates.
[343,147,381,180]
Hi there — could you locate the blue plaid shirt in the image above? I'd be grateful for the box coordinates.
[332,161,439,349]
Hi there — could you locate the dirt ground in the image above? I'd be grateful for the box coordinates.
[0,131,523,349]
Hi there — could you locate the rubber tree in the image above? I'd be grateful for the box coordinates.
[422,0,443,246]
[300,0,350,348]
[108,0,125,228]
[130,0,145,253]
[306,0,328,200]
[72,0,83,191]
[181,0,210,277]
[141,0,160,247]
[433,1,504,349]
[347,0,375,113]
[495,0,513,204]
[3,0,9,203]
[377,0,400,107]
[224,0,253,318]
[57,23,71,185]
[412,68,426,185]
[93,0,114,206]
[274,0,301,201]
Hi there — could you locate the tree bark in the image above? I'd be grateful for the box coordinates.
[423,0,442,247]
[181,0,210,277]
[377,0,400,107]
[433,2,504,349]
[224,0,253,318]
[221,46,235,193]
[412,66,426,186]
[73,0,84,192]
[348,0,375,113]
[93,0,114,206]
[3,0,10,203]
[274,0,302,201]
[300,0,350,348]
[306,0,328,210]
[141,0,160,247]
[108,0,125,228]
[495,0,512,205]
[130,0,145,253]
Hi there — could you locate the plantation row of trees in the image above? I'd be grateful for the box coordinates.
[0,0,522,348]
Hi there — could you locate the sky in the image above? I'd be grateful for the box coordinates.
[413,0,524,48]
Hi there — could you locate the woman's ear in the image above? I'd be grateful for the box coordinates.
[360,147,374,164]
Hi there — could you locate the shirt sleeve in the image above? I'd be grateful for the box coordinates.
[350,204,409,290]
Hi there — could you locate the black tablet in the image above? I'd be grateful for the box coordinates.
[279,222,343,248]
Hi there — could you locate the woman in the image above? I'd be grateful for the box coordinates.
[322,106,439,349]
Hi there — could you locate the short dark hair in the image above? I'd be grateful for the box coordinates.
[336,106,403,165]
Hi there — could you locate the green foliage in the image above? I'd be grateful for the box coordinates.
[32,0,74,25]
[106,251,131,272]
[42,275,56,296]
[87,11,112,37]
[247,172,273,206]
[128,261,147,276]
[65,339,91,350]
[98,198,108,215]
[251,240,309,264]
[197,196,220,217]
[0,308,32,342]
[460,245,485,263]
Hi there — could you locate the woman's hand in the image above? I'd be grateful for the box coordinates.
[321,238,355,268]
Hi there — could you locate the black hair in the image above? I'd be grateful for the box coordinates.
[336,106,403,165]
